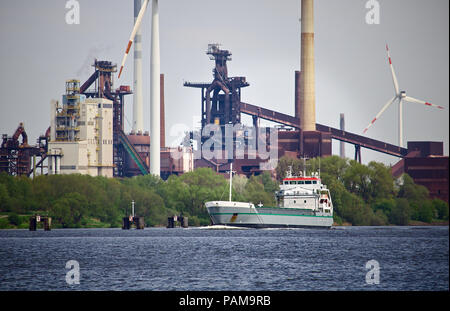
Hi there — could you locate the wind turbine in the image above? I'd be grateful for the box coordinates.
[363,45,444,148]
[118,0,160,177]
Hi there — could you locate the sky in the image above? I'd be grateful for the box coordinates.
[0,0,448,166]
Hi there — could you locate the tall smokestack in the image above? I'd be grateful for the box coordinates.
[295,71,301,121]
[160,73,165,148]
[150,0,160,176]
[300,0,316,132]
[340,113,345,158]
[133,0,144,132]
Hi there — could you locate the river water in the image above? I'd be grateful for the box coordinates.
[0,226,447,291]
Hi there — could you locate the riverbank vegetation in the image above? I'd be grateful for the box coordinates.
[0,156,447,228]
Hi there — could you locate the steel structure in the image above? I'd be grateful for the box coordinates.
[184,44,249,136]
[0,123,48,176]
[239,102,408,159]
[80,60,146,177]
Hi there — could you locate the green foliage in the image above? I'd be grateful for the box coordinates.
[0,155,446,228]
[0,183,10,211]
[432,199,449,220]
[390,198,410,225]
[7,213,21,226]
[244,175,276,206]
[0,166,282,228]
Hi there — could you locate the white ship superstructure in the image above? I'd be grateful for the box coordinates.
[206,166,334,228]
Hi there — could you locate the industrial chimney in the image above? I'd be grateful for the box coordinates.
[299,0,316,132]
[340,113,345,158]
[295,71,301,121]
[133,0,144,133]
[150,0,161,176]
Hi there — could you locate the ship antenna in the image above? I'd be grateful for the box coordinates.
[303,157,306,177]
[318,156,321,178]
[229,162,235,202]
[287,165,293,178]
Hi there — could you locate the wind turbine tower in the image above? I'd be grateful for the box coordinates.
[363,45,444,148]
[133,0,144,133]
[118,0,160,176]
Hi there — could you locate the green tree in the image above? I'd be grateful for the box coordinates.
[372,198,396,219]
[432,199,449,220]
[260,171,279,195]
[244,176,275,206]
[343,161,372,202]
[8,213,21,226]
[232,174,248,202]
[50,192,88,228]
[0,183,10,211]
[416,201,435,223]
[398,174,429,204]
[390,198,411,225]
[367,161,395,202]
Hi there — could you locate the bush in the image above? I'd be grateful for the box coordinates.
[390,199,410,225]
[8,213,21,226]
[432,199,449,220]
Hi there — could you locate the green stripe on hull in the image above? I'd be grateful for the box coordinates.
[210,212,333,219]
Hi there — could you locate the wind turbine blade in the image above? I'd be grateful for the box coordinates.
[118,0,150,79]
[363,96,397,134]
[386,44,400,95]
[404,96,445,110]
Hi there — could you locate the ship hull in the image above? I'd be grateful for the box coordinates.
[206,203,333,229]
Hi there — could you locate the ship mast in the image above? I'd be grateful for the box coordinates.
[303,157,306,177]
[229,162,233,202]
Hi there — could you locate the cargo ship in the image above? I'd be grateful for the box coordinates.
[205,165,334,228]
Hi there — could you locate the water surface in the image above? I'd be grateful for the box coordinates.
[0,226,447,291]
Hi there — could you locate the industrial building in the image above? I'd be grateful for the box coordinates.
[392,142,449,203]
[182,0,448,202]
[47,80,114,177]
[0,0,447,203]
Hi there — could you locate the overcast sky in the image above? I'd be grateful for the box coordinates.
[0,0,448,166]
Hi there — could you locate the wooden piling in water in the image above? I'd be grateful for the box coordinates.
[122,217,131,230]
[167,215,188,228]
[135,217,145,230]
[29,216,37,231]
[182,217,188,228]
[43,217,51,231]
[29,215,51,231]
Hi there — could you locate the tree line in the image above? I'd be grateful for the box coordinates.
[0,167,278,228]
[0,156,448,228]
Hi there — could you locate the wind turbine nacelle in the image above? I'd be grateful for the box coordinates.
[400,91,407,98]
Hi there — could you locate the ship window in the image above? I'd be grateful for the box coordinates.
[313,181,317,184]
[294,200,296,203]
[304,200,307,203]
[298,181,304,184]
[305,181,312,185]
